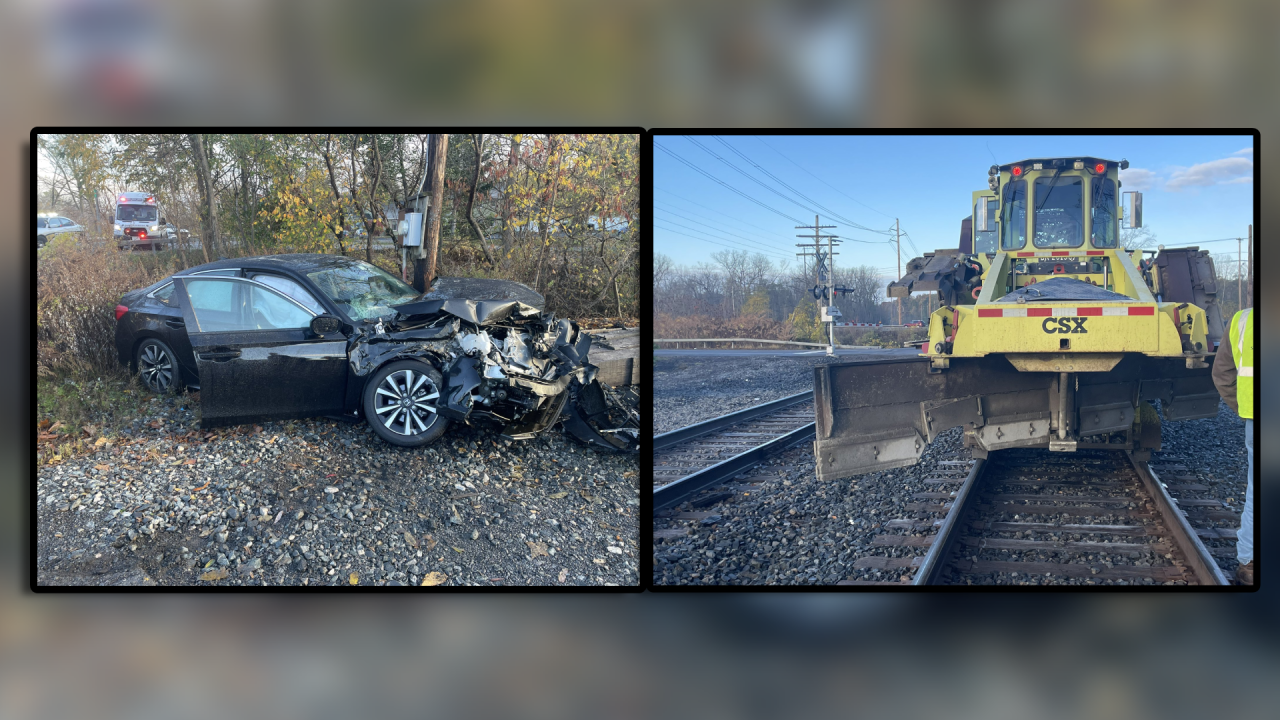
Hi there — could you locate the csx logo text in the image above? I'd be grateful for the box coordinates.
[1042,317,1088,334]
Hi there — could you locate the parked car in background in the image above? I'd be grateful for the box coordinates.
[36,214,85,248]
[114,254,637,452]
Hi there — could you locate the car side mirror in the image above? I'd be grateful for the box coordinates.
[310,314,343,336]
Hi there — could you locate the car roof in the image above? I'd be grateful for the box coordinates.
[175,254,363,276]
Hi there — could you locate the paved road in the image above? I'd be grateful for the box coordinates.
[653,347,924,359]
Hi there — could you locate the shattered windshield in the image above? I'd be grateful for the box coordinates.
[306,260,419,320]
[116,205,157,222]
[1033,175,1083,248]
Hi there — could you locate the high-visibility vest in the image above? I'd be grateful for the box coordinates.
[1228,308,1254,419]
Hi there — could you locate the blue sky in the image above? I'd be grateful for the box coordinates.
[654,133,1255,277]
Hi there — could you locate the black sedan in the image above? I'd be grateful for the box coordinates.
[114,254,636,452]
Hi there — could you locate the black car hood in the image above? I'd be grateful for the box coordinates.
[393,278,546,326]
[416,277,544,308]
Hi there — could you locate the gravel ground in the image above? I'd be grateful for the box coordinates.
[654,354,877,434]
[37,394,640,587]
[653,354,1251,586]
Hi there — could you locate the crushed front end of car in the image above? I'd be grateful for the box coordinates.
[347,292,638,453]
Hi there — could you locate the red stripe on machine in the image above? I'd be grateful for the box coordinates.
[1017,252,1036,257]
[1027,308,1052,317]
[1086,251,1104,255]
[1051,251,1070,256]
[977,308,1003,317]
[1077,307,1103,316]
[1128,306,1155,315]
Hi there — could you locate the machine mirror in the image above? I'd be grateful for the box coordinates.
[974,197,993,232]
[1123,191,1143,229]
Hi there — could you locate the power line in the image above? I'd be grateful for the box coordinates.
[653,212,790,257]
[654,142,805,224]
[653,200,785,249]
[654,220,792,261]
[712,136,894,235]
[684,136,825,220]
[754,135,896,220]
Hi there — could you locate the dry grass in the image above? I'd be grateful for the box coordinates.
[36,236,177,377]
[653,313,796,342]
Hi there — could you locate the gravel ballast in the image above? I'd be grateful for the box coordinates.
[37,394,640,587]
[653,353,1250,586]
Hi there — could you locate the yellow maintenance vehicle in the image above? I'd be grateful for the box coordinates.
[814,157,1225,480]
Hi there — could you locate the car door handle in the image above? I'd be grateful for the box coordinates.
[165,319,185,329]
[198,349,241,362]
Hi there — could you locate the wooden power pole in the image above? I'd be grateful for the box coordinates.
[414,133,449,292]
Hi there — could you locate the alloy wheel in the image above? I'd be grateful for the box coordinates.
[372,368,441,436]
[139,343,174,392]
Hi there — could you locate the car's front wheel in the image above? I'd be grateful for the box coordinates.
[136,338,179,393]
[362,360,450,447]
[37,235,47,248]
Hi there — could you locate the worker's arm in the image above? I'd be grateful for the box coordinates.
[1211,342,1239,414]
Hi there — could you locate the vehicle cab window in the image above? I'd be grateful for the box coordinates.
[248,273,327,315]
[182,277,315,332]
[1001,179,1027,250]
[1091,177,1118,248]
[37,218,47,228]
[152,282,177,305]
[1033,175,1084,248]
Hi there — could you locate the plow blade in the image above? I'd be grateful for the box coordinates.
[813,354,1221,481]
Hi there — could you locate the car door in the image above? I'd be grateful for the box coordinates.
[172,276,349,427]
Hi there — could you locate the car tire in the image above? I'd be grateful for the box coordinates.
[37,235,46,248]
[136,338,180,394]
[362,359,450,447]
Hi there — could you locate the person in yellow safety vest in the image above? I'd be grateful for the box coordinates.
[1211,307,1254,585]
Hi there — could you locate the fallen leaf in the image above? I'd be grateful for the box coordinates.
[425,535,437,551]
[49,421,65,432]
[547,491,568,499]
[38,419,51,430]
[94,436,109,448]
[452,546,464,553]
[192,482,209,492]
[349,573,359,585]
[184,459,197,465]
[623,471,636,478]
[527,541,549,558]
[404,532,419,547]
[420,572,447,586]
[94,464,110,472]
[592,558,606,565]
[558,569,568,582]
[199,568,229,581]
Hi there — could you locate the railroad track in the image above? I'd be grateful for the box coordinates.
[851,448,1231,586]
[653,392,815,513]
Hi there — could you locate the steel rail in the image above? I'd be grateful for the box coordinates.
[653,391,814,451]
[1127,453,1229,586]
[654,338,872,349]
[912,458,987,585]
[654,423,816,512]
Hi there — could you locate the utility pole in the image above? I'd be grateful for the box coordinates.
[1237,236,1242,313]
[413,133,449,292]
[1247,224,1253,309]
[796,215,839,354]
[895,218,902,325]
